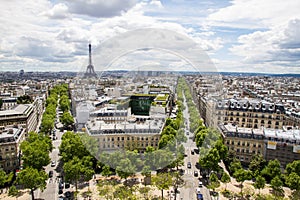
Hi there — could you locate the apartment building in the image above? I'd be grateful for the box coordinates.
[216,99,285,129]
[0,98,43,133]
[85,115,164,152]
[264,127,300,167]
[220,124,265,164]
[220,123,300,167]
[0,126,26,172]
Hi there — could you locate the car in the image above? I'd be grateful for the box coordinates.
[194,170,199,177]
[58,196,64,200]
[51,161,56,167]
[187,162,191,168]
[198,181,203,187]
[64,182,70,189]
[196,188,201,194]
[65,191,72,198]
[49,170,53,178]
[191,149,195,155]
[197,193,203,200]
[58,189,63,194]
[59,182,64,189]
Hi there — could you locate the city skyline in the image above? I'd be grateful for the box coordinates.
[0,0,300,74]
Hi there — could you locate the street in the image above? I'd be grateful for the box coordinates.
[178,91,211,200]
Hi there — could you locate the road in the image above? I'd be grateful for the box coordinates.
[178,91,211,200]
[34,128,63,200]
[35,105,66,200]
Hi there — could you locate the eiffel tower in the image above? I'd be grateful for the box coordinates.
[84,43,97,78]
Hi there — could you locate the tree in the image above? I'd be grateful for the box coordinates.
[116,158,136,180]
[152,173,173,200]
[17,95,32,104]
[270,176,284,197]
[233,169,252,197]
[208,173,220,193]
[286,160,300,176]
[221,172,231,191]
[249,154,267,176]
[59,131,89,162]
[141,165,151,186]
[20,132,51,170]
[139,186,152,200]
[261,159,282,183]
[98,180,113,200]
[60,111,74,128]
[0,169,7,186]
[286,172,300,191]
[16,167,47,200]
[171,172,184,200]
[8,185,20,199]
[229,159,242,174]
[253,175,266,194]
[114,185,137,200]
[101,165,112,178]
[64,156,94,192]
[199,148,221,173]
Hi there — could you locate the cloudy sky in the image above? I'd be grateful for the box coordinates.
[0,0,300,73]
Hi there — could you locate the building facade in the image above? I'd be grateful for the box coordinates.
[0,126,26,172]
[220,123,300,167]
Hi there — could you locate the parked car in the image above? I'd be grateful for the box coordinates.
[49,171,53,178]
[198,181,203,187]
[187,162,191,169]
[197,193,203,200]
[194,170,199,177]
[64,182,70,189]
[65,191,72,198]
[59,182,64,189]
[51,161,56,167]
[58,189,63,194]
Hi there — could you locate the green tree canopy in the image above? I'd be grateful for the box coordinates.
[59,131,89,162]
[152,173,173,200]
[253,175,266,194]
[270,176,284,197]
[286,160,300,176]
[261,159,282,183]
[249,154,267,176]
[221,172,231,190]
[286,172,300,191]
[60,111,74,127]
[16,167,47,200]
[20,132,52,170]
[0,169,7,188]
[233,169,252,197]
[64,156,94,192]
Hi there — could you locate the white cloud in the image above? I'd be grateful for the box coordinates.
[230,18,300,69]
[41,3,69,19]
[206,0,300,29]
[63,0,138,18]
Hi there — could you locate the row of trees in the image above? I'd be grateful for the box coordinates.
[40,83,73,134]
[59,131,95,192]
[11,132,52,200]
[223,151,300,199]
[58,84,74,128]
[176,77,201,133]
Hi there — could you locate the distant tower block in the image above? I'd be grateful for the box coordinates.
[84,44,97,78]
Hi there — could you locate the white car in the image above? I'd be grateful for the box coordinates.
[199,181,203,187]
[51,161,56,167]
